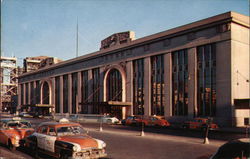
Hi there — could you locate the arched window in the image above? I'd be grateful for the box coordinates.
[107,69,122,101]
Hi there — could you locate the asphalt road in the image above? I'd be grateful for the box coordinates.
[0,117,247,159]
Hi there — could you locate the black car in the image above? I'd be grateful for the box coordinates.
[210,138,250,159]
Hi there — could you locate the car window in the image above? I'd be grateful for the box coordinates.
[48,127,56,136]
[38,126,48,134]
[57,126,86,136]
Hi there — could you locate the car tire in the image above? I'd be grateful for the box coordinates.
[107,119,112,124]
[7,139,16,151]
[60,152,69,159]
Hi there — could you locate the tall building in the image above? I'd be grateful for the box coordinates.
[18,12,249,127]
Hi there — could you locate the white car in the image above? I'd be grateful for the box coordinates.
[101,115,120,124]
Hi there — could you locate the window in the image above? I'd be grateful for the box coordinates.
[92,68,100,114]
[72,73,78,114]
[81,71,88,114]
[38,126,48,134]
[55,76,60,113]
[172,49,188,116]
[197,44,216,117]
[48,127,56,136]
[107,69,122,101]
[133,59,144,115]
[151,55,165,116]
[63,75,68,113]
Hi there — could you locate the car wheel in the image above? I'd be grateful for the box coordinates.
[60,152,69,159]
[7,139,16,151]
[107,119,112,124]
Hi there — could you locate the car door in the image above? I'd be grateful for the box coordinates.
[44,126,57,153]
[36,126,48,150]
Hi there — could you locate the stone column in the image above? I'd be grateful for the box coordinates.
[28,82,31,105]
[188,47,197,118]
[68,74,72,114]
[18,84,22,108]
[99,67,105,114]
[126,61,133,116]
[144,57,151,116]
[164,53,172,117]
[60,76,64,114]
[51,77,56,114]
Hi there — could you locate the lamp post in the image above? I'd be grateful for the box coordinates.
[140,114,145,136]
[99,115,103,132]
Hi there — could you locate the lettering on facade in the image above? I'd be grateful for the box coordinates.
[100,31,135,50]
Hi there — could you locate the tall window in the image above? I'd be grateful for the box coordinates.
[55,76,60,113]
[133,59,144,115]
[42,82,49,104]
[72,73,78,114]
[107,69,122,101]
[151,55,165,116]
[172,49,188,116]
[81,71,88,114]
[197,44,216,116]
[35,81,40,104]
[92,68,100,114]
[21,84,24,105]
[63,75,68,113]
[30,82,34,105]
[25,83,29,105]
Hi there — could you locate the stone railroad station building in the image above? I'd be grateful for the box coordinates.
[18,12,249,127]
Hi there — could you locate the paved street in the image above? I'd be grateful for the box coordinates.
[0,116,247,159]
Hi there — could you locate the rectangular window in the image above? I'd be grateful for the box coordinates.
[72,73,78,114]
[81,71,88,114]
[197,44,216,116]
[21,84,24,105]
[151,55,165,116]
[92,68,100,114]
[63,75,68,113]
[25,83,29,105]
[133,59,144,115]
[55,76,60,113]
[30,82,34,105]
[35,81,40,104]
[172,49,188,116]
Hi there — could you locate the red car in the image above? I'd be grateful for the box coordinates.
[136,116,170,127]
[183,118,218,130]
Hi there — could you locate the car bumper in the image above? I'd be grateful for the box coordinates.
[73,149,107,159]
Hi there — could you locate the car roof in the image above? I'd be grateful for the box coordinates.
[0,118,30,123]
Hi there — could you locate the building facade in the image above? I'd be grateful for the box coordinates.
[18,12,249,127]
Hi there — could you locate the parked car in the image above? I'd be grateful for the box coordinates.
[210,138,250,159]
[183,118,218,130]
[0,117,34,150]
[121,115,141,126]
[22,118,107,159]
[68,114,85,123]
[135,116,170,127]
[19,112,33,118]
[101,115,120,124]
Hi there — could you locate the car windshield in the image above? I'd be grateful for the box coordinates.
[6,121,32,129]
[57,126,87,136]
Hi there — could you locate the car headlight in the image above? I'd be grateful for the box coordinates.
[15,136,20,140]
[73,144,81,152]
[102,142,106,148]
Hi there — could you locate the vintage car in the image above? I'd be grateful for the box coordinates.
[0,117,34,150]
[101,115,120,124]
[182,118,218,130]
[210,138,250,159]
[135,116,170,127]
[22,118,107,159]
[121,115,141,126]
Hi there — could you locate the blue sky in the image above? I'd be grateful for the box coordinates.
[1,0,249,65]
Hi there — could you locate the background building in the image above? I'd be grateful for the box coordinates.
[18,12,249,127]
[0,56,18,113]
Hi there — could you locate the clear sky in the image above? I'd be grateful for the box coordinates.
[1,0,249,65]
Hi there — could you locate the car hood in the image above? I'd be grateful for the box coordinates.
[58,135,99,149]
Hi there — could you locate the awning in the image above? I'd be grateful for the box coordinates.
[107,101,132,107]
[35,104,54,108]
